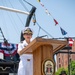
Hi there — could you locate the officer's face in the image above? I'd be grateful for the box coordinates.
[23,33,32,40]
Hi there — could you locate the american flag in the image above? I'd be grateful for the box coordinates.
[69,38,74,47]
[0,42,18,56]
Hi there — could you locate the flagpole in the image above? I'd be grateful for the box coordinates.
[67,38,70,75]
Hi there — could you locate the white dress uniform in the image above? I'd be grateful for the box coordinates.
[17,40,33,75]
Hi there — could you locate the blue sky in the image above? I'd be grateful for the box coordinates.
[0,0,75,44]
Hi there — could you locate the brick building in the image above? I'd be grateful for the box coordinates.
[56,40,75,70]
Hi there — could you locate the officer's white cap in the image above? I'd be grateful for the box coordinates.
[22,27,33,35]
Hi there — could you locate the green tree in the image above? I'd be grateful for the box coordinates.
[55,60,75,75]
[55,67,68,75]
[70,60,75,75]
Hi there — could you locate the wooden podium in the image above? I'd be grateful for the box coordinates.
[21,38,67,75]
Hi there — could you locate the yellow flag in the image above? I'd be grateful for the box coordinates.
[37,0,40,2]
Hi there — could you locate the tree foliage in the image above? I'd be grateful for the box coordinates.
[70,60,75,75]
[55,60,75,75]
[55,67,68,75]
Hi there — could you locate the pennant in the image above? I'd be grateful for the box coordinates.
[40,2,44,7]
[38,1,52,16]
[54,19,58,25]
[60,27,67,35]
[69,38,74,47]
[45,9,51,15]
[37,0,40,2]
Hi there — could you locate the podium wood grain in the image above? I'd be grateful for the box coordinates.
[20,38,67,75]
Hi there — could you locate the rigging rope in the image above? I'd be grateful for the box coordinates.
[0,0,54,41]
[9,0,25,27]
[19,0,29,12]
[36,22,54,38]
[0,0,10,41]
[20,0,54,38]
[4,0,20,35]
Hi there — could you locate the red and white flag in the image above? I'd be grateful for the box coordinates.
[0,42,18,56]
[53,19,58,25]
[69,38,74,47]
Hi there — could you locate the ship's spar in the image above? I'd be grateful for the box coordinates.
[0,5,36,41]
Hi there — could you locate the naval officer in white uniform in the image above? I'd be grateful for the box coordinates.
[17,27,33,75]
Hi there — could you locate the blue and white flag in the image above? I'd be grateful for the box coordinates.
[60,27,67,35]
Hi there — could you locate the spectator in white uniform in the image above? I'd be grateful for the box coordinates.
[17,27,33,75]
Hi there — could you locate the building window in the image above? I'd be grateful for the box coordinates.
[59,58,60,63]
[59,64,61,68]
